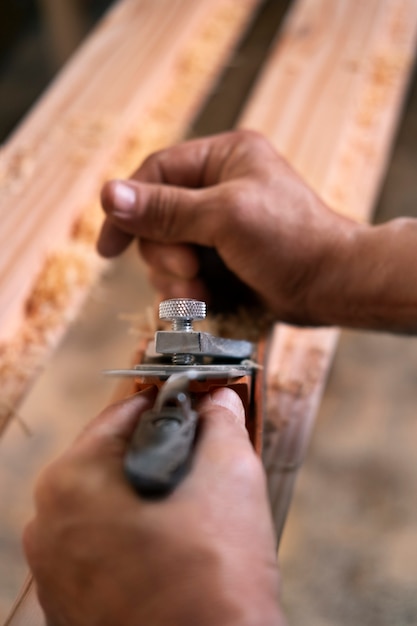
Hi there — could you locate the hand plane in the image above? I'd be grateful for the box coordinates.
[105,299,264,497]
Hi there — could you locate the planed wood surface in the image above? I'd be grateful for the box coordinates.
[0,1,262,622]
[4,0,417,623]
[0,0,261,436]
[238,0,417,540]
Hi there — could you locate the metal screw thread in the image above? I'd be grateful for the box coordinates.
[172,319,193,332]
[172,353,195,365]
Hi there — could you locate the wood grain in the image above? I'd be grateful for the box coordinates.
[4,0,417,623]
[0,0,261,437]
[238,0,417,541]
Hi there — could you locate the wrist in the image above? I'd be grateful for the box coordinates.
[305,216,417,332]
[189,586,284,626]
[304,215,369,327]
[154,552,284,626]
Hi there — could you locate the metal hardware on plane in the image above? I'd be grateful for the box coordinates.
[105,299,264,496]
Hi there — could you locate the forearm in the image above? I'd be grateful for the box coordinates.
[309,217,417,333]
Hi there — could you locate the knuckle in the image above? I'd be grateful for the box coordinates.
[223,183,248,209]
[234,128,270,151]
[152,185,178,240]
[235,128,262,143]
[33,459,80,512]
[221,182,255,223]
[231,130,277,175]
[139,150,164,176]
[390,216,415,233]
[227,448,266,490]
[141,152,156,169]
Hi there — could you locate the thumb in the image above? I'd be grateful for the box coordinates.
[198,387,247,432]
[100,179,218,245]
[192,388,264,494]
[195,387,256,465]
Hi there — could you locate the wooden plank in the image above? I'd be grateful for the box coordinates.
[0,0,261,437]
[238,0,417,541]
[4,0,417,623]
[1,1,263,622]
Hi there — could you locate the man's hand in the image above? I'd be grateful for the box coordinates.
[98,129,417,332]
[23,388,284,626]
[98,130,357,325]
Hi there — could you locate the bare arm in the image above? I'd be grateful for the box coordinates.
[309,217,417,333]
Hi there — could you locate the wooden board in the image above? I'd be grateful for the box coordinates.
[238,0,417,541]
[4,0,417,623]
[0,0,261,436]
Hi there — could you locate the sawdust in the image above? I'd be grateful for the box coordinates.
[0,0,259,437]
[0,145,36,196]
[0,242,104,436]
[356,52,409,128]
[71,203,104,245]
[62,114,114,167]
[25,246,100,325]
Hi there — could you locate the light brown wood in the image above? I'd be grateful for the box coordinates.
[238,0,417,541]
[4,0,417,623]
[0,1,262,622]
[0,0,261,437]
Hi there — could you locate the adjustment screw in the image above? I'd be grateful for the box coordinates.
[159,299,206,332]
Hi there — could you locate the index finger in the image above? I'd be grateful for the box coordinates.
[97,132,239,258]
[130,131,236,188]
[97,136,214,257]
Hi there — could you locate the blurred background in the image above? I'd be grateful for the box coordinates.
[0,0,113,142]
[1,1,417,625]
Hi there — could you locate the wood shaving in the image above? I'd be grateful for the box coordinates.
[0,145,36,196]
[61,114,114,166]
[0,243,104,436]
[0,0,258,437]
[71,203,104,245]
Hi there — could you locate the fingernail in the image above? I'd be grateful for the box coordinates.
[112,181,136,214]
[209,388,245,425]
